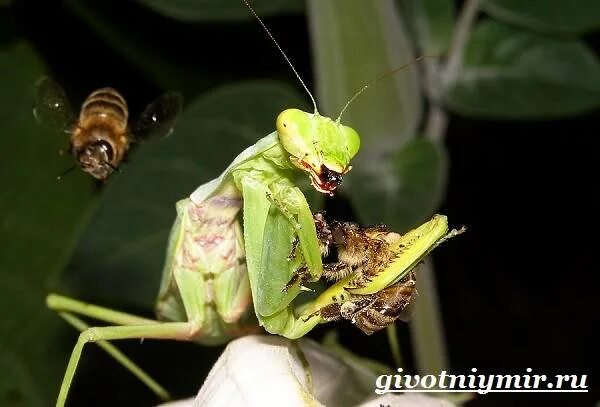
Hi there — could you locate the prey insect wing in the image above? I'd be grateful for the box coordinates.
[33,77,76,133]
[131,92,183,141]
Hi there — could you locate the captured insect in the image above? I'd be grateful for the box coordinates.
[300,213,420,334]
[297,214,466,334]
[45,1,460,405]
[319,273,417,335]
[33,78,183,180]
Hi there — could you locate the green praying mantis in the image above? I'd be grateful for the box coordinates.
[45,1,463,405]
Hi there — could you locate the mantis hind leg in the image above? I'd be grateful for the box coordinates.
[54,320,199,407]
[57,312,170,403]
[47,294,198,406]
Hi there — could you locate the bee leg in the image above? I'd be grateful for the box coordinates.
[322,262,354,282]
[340,295,374,319]
[316,303,342,323]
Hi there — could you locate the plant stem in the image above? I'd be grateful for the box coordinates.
[412,0,480,377]
[442,0,480,87]
[425,0,479,143]
[386,324,404,368]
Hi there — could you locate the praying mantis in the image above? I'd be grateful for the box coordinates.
[45,1,463,406]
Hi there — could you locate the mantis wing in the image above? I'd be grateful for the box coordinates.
[190,131,278,204]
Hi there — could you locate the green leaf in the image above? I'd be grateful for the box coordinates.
[0,42,95,406]
[482,0,600,34]
[444,20,600,119]
[136,0,303,21]
[404,0,455,55]
[61,81,307,310]
[349,139,446,231]
[308,0,421,148]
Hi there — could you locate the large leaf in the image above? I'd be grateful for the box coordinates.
[136,0,302,21]
[61,81,307,310]
[482,0,600,34]
[404,0,455,55]
[308,0,421,150]
[0,42,95,406]
[444,20,600,119]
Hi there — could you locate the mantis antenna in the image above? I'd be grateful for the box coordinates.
[336,55,437,123]
[242,0,319,114]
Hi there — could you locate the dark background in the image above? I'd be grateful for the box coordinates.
[2,0,599,406]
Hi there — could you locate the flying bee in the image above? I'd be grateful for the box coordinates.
[33,77,183,180]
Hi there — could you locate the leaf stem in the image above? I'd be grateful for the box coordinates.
[442,0,480,87]
[424,0,480,142]
[386,324,404,368]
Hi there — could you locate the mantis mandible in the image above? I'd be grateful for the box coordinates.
[46,1,456,405]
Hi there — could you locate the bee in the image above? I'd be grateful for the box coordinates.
[318,273,416,335]
[305,212,418,334]
[33,77,183,180]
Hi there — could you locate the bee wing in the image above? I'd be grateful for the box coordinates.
[131,92,183,141]
[396,297,416,322]
[33,77,76,132]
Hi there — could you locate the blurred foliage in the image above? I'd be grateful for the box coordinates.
[0,0,598,405]
[0,42,95,406]
[403,0,456,55]
[481,0,600,34]
[444,20,600,119]
[137,0,302,21]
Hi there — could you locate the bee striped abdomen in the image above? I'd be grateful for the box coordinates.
[80,87,128,130]
[72,87,131,179]
[352,273,416,335]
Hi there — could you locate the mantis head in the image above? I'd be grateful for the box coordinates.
[276,108,360,195]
